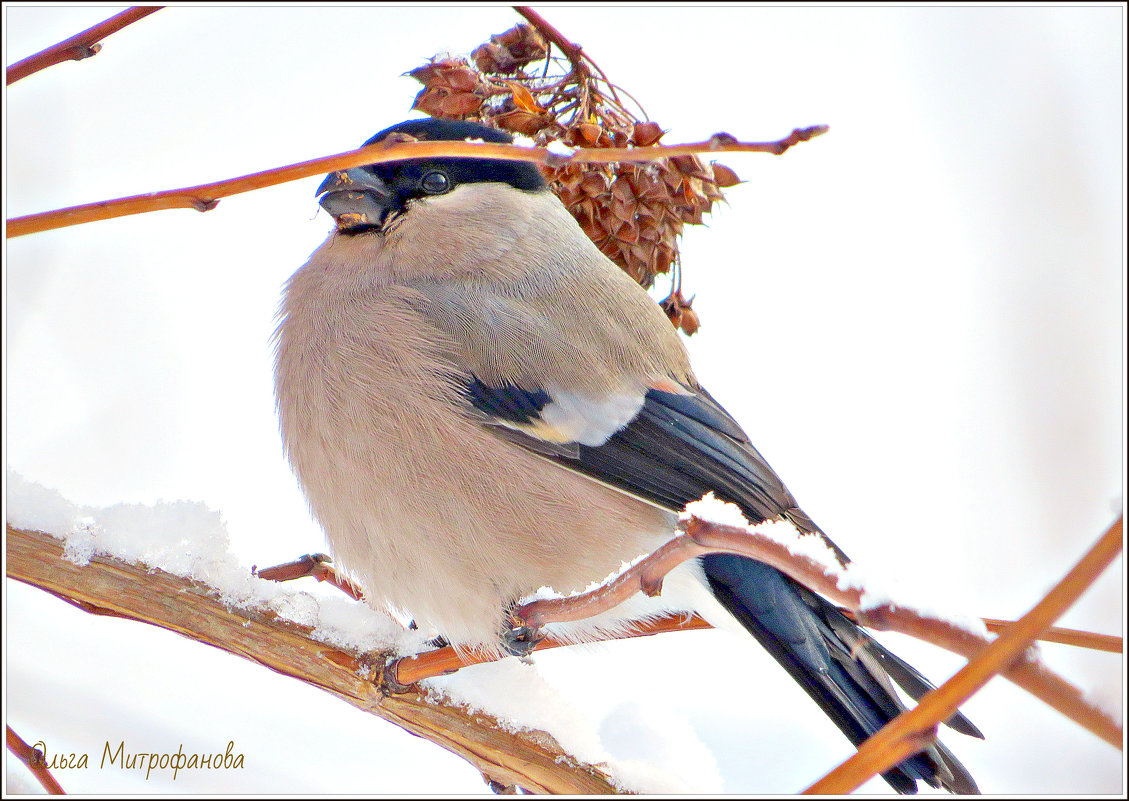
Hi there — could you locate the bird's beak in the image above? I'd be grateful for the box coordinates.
[316,168,393,232]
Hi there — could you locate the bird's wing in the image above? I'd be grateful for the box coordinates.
[462,374,849,559]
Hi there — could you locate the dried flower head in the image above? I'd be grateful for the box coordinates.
[408,19,742,331]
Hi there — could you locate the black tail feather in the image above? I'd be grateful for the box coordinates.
[703,553,979,794]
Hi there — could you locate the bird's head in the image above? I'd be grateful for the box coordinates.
[317,118,547,235]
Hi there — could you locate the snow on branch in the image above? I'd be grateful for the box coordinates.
[5,524,622,793]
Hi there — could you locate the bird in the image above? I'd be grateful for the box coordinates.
[273,117,981,793]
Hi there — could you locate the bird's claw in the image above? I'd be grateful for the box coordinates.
[501,625,544,657]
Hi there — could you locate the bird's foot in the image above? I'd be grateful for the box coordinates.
[501,625,544,657]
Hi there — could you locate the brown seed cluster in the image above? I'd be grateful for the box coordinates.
[409,22,742,333]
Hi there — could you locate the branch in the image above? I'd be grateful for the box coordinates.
[6,128,827,238]
[5,525,622,794]
[980,617,1122,653]
[7,726,65,794]
[806,516,1124,793]
[6,7,162,86]
[505,514,1123,749]
[514,6,585,65]
[393,614,713,687]
[391,608,1120,688]
[255,552,364,601]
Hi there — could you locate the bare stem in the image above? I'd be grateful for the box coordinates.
[7,128,829,238]
[513,7,628,113]
[981,618,1121,653]
[255,553,364,601]
[6,7,162,86]
[513,7,586,74]
[806,516,1124,793]
[6,726,65,794]
[392,614,712,686]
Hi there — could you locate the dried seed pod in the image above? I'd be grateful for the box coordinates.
[443,66,480,92]
[568,123,606,147]
[679,305,701,335]
[631,121,665,146]
[711,162,742,188]
[412,87,449,117]
[660,291,699,334]
[440,91,485,117]
[660,293,683,327]
[671,153,714,181]
[496,110,551,136]
[473,24,548,73]
[579,170,609,197]
[407,57,468,85]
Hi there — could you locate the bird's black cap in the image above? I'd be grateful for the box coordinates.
[362,118,546,192]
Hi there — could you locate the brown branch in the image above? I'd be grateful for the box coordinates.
[6,129,827,238]
[393,614,712,686]
[514,7,584,66]
[982,618,1121,653]
[511,514,1123,749]
[838,609,1122,654]
[7,726,65,794]
[255,552,364,601]
[390,609,1119,688]
[5,525,621,794]
[6,7,162,86]
[806,516,1124,794]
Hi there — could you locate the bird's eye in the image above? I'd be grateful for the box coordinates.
[420,171,451,194]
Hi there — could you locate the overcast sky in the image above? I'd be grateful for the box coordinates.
[5,4,1124,794]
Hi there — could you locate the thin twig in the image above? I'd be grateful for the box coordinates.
[255,553,364,601]
[253,544,1118,682]
[514,7,587,76]
[805,516,1124,793]
[6,726,65,794]
[982,618,1121,653]
[6,129,828,238]
[6,7,162,86]
[393,615,712,686]
[511,515,1122,748]
[389,608,1120,687]
[838,608,1122,655]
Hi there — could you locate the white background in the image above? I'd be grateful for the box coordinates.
[5,4,1124,794]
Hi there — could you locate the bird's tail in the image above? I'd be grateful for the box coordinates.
[702,553,981,794]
